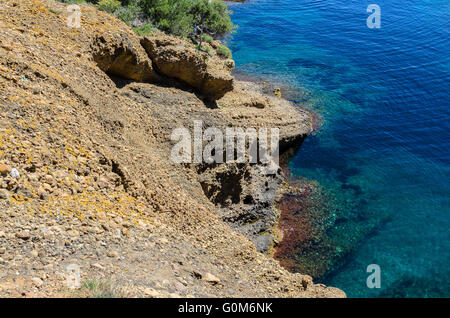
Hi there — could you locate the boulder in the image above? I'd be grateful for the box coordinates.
[91,33,155,82]
[141,35,233,101]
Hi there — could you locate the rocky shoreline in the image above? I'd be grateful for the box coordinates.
[0,0,345,297]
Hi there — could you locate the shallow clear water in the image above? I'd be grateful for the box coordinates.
[227,0,450,297]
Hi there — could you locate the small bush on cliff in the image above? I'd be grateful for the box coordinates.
[59,0,87,4]
[114,2,141,23]
[202,34,214,44]
[133,22,158,36]
[98,0,122,13]
[216,44,232,59]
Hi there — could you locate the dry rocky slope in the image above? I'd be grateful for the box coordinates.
[0,0,345,298]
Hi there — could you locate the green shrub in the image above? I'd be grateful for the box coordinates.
[196,44,210,54]
[216,44,232,58]
[189,0,233,35]
[114,2,141,24]
[202,34,214,44]
[58,0,87,4]
[139,0,193,36]
[139,0,234,37]
[97,0,122,13]
[133,22,157,36]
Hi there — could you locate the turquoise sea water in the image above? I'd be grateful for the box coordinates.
[227,0,450,297]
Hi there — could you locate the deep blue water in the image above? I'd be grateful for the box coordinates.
[227,0,450,297]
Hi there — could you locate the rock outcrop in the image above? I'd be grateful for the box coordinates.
[141,33,234,101]
[91,33,156,82]
[90,29,234,101]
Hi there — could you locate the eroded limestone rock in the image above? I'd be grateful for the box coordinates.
[141,34,234,101]
[91,33,155,82]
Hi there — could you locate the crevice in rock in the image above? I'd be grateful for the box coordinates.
[111,159,129,191]
[199,167,244,207]
[107,74,134,89]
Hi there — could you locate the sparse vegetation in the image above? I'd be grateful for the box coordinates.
[202,34,214,44]
[133,22,157,36]
[216,44,232,59]
[71,278,120,298]
[113,2,141,24]
[196,43,211,55]
[97,0,122,13]
[59,0,87,4]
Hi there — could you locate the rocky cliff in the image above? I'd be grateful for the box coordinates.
[0,0,344,298]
